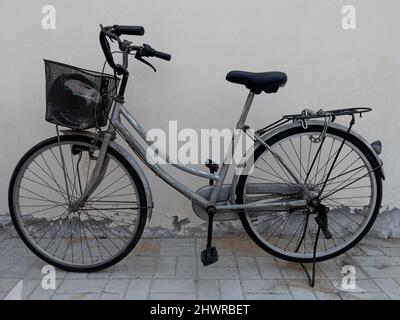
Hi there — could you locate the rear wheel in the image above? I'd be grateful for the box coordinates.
[9,135,147,272]
[237,124,382,263]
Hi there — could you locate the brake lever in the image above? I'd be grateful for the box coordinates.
[135,51,157,72]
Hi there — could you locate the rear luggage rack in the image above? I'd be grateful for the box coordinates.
[282,107,372,121]
[257,107,372,136]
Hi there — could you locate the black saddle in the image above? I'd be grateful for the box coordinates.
[226,71,287,94]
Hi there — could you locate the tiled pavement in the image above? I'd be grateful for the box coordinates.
[0,235,399,300]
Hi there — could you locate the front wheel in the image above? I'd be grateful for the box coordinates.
[9,135,148,272]
[236,124,382,263]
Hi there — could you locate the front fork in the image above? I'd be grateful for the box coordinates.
[69,132,112,211]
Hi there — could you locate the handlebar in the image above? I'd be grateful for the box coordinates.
[99,26,125,74]
[113,25,145,36]
[99,24,171,76]
[142,44,171,61]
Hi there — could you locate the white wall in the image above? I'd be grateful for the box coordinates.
[1,0,399,234]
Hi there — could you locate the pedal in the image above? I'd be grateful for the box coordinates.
[206,160,219,186]
[201,205,218,266]
[315,204,332,239]
[205,159,219,174]
[201,246,219,266]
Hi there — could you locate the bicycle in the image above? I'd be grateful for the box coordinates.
[8,24,385,272]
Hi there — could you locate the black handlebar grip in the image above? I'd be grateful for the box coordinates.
[153,50,172,61]
[113,25,145,36]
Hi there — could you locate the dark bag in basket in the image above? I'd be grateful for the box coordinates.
[44,60,119,130]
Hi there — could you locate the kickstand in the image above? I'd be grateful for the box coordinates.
[300,226,321,288]
[200,160,220,266]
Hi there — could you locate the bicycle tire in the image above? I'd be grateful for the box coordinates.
[9,134,148,272]
[236,124,383,263]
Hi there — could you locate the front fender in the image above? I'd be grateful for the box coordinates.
[62,130,154,220]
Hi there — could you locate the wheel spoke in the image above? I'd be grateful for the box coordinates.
[12,139,143,270]
[239,128,378,262]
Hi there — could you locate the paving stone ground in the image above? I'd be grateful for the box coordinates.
[0,235,399,300]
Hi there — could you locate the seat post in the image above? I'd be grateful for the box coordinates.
[236,91,255,129]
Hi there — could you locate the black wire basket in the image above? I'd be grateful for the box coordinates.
[44,60,120,130]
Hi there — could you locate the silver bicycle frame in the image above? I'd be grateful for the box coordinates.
[71,92,308,212]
